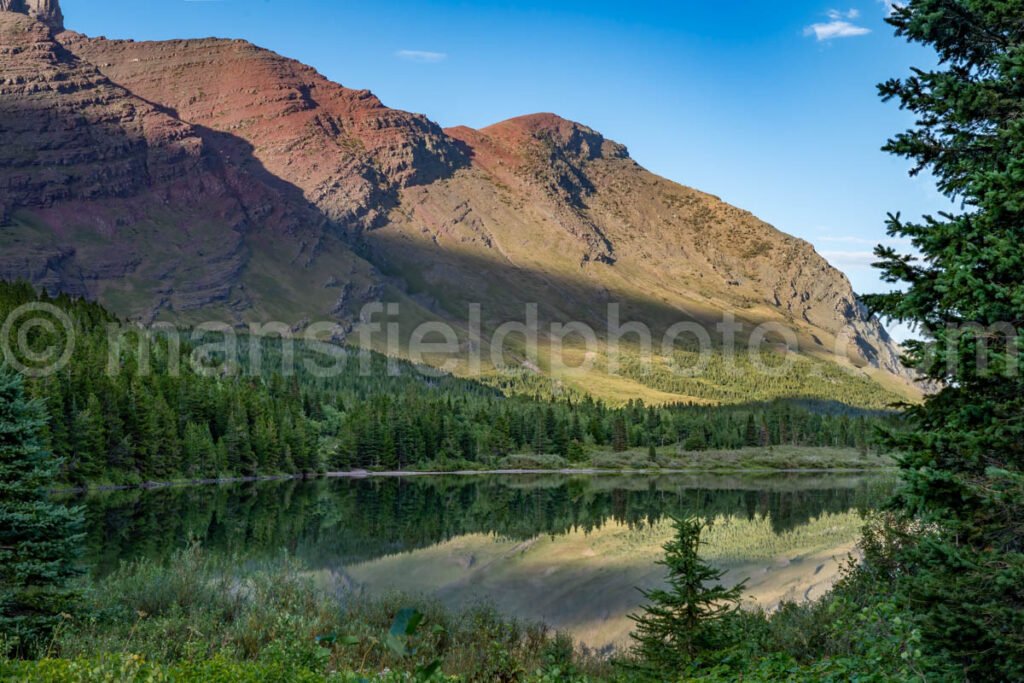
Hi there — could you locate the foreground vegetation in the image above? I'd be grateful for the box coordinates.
[1,528,937,682]
[23,545,595,681]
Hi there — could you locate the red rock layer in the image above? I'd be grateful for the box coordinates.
[0,12,375,322]
[61,33,467,231]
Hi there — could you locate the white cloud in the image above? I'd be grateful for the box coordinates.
[395,50,448,63]
[805,8,871,41]
[805,20,871,41]
[815,234,916,270]
[828,8,861,20]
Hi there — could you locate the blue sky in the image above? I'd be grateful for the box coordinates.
[62,0,944,338]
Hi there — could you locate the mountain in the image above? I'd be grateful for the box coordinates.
[0,9,380,322]
[0,1,915,405]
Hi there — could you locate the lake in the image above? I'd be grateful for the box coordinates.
[71,472,894,652]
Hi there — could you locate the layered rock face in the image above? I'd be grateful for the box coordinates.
[0,0,913,396]
[0,14,203,214]
[61,33,467,232]
[0,9,378,322]
[0,0,62,30]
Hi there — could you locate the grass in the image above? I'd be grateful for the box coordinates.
[666,446,894,471]
[493,454,572,470]
[485,446,893,473]
[31,544,606,682]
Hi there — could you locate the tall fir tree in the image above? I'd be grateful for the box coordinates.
[863,1,1024,677]
[70,394,105,483]
[0,367,83,654]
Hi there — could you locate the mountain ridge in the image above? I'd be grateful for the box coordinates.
[0,1,916,403]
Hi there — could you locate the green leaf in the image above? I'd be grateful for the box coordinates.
[384,633,408,657]
[390,608,425,637]
[415,659,443,681]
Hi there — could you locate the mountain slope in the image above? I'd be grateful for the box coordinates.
[58,31,467,233]
[0,2,915,404]
[0,10,381,324]
[383,114,903,372]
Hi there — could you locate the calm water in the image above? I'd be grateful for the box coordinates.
[71,472,894,650]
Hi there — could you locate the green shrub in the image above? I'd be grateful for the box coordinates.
[46,546,599,681]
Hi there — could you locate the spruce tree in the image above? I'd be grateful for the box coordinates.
[611,416,629,452]
[627,517,745,674]
[743,413,758,447]
[0,366,83,654]
[70,394,105,484]
[567,439,586,463]
[863,1,1024,677]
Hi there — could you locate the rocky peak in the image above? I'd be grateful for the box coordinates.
[483,113,630,162]
[0,0,63,31]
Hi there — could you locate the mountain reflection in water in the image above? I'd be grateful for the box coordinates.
[72,472,893,649]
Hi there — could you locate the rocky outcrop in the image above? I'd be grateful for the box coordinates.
[381,112,909,380]
[0,0,63,31]
[0,14,204,209]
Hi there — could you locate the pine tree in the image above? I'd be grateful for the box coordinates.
[70,394,105,483]
[532,410,550,454]
[683,429,706,452]
[551,416,570,458]
[611,416,629,452]
[861,2,1024,677]
[569,413,584,443]
[489,414,514,456]
[183,421,216,478]
[222,403,253,475]
[0,367,83,654]
[743,413,758,448]
[626,518,745,674]
[567,439,586,463]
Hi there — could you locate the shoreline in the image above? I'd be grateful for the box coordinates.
[51,464,895,495]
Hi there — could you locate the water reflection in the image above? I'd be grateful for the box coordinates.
[73,472,893,649]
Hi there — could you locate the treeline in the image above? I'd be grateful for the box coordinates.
[1,281,889,485]
[1,282,317,485]
[325,395,879,471]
